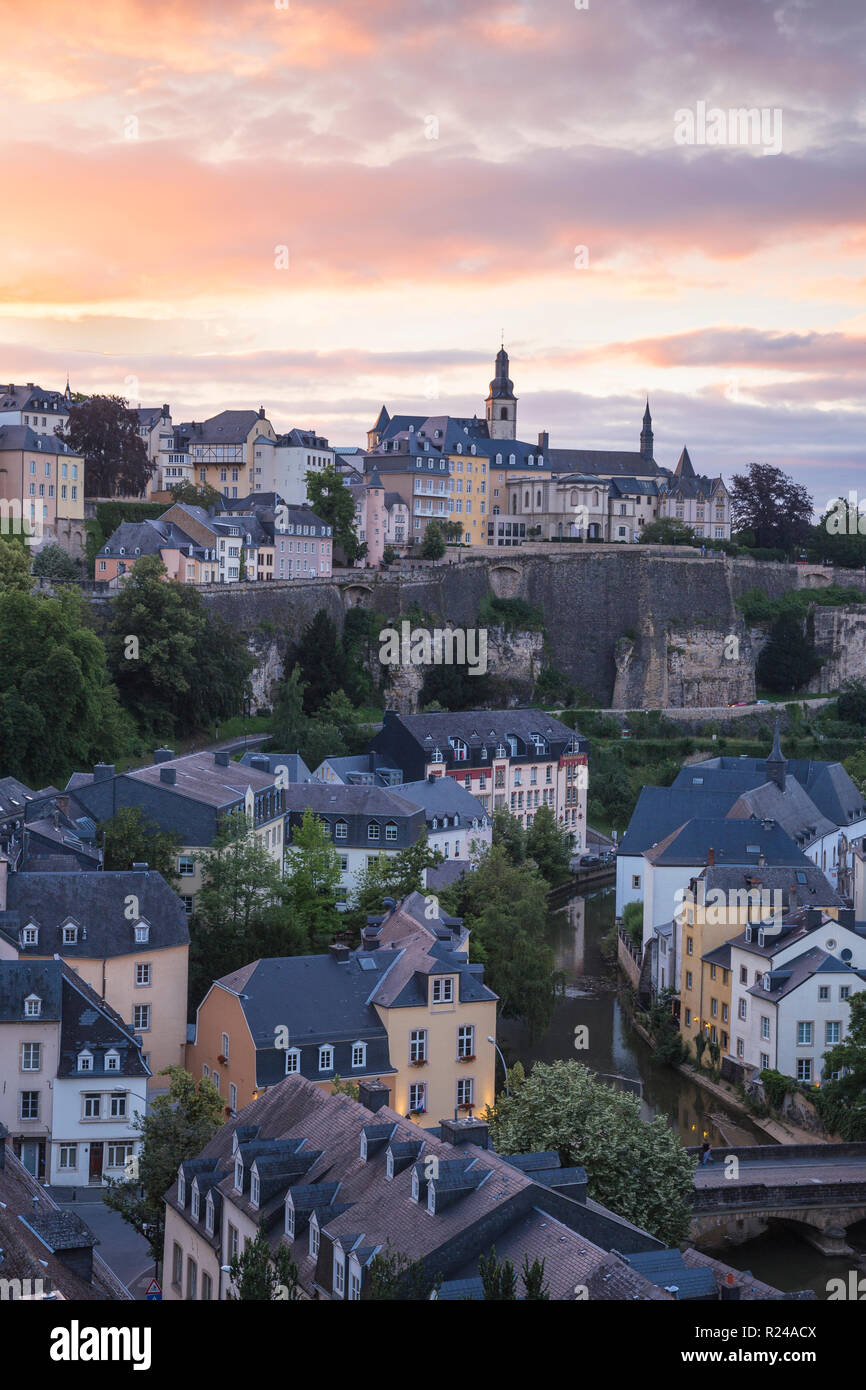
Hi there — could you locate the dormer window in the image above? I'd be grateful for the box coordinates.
[449,737,468,762]
[134,923,149,944]
[234,1157,243,1191]
[24,994,41,1018]
[78,1050,93,1071]
[192,1184,200,1221]
[763,973,771,991]
[432,977,455,1004]
[21,925,38,946]
[318,1044,334,1073]
[745,927,752,943]
[105,1049,120,1072]
[411,1168,420,1202]
[309,1214,320,1258]
[285,1047,301,1075]
[386,1149,395,1180]
[351,1041,367,1069]
[285,1198,295,1238]
[205,1193,214,1235]
[63,925,78,944]
[250,1171,260,1208]
[178,1171,186,1206]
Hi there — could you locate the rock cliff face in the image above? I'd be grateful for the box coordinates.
[188,552,866,710]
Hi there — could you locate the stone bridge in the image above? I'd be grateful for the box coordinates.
[687,1143,866,1256]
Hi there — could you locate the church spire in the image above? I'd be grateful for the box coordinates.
[485,343,518,440]
[640,399,653,462]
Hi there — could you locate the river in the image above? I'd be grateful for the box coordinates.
[496,884,866,1298]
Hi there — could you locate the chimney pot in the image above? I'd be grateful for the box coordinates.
[358,1080,390,1113]
[707,847,715,866]
[160,767,177,785]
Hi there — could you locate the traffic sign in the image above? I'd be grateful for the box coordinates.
[145,1278,162,1301]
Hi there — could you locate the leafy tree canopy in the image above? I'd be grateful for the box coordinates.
[31,543,80,582]
[61,394,154,498]
[100,806,182,884]
[730,463,812,551]
[486,1059,696,1245]
[305,466,363,564]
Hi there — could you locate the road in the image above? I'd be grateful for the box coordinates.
[694,1155,866,1188]
[48,1186,155,1298]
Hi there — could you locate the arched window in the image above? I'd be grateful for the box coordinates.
[593,491,599,506]
[536,490,541,506]
[571,490,579,505]
[495,454,502,466]
[500,407,508,420]
[508,453,516,465]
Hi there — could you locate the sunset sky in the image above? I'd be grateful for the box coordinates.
[2,0,865,505]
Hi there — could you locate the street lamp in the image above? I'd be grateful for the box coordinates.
[487,1036,510,1097]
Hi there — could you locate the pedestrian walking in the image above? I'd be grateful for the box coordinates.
[700,1141,713,1166]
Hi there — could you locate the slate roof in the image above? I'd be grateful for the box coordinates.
[0,424,79,456]
[727,910,861,959]
[58,966,149,1079]
[726,777,835,848]
[174,410,266,444]
[624,1248,718,1300]
[282,781,422,819]
[674,753,866,828]
[0,870,189,957]
[163,1074,667,1300]
[125,750,277,807]
[745,946,866,1002]
[547,447,663,478]
[425,859,472,893]
[237,751,313,783]
[0,960,62,1022]
[208,951,397,1088]
[699,862,843,908]
[0,1147,121,1300]
[642,818,808,869]
[397,777,490,824]
[382,708,582,750]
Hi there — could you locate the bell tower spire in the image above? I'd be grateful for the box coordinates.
[485,343,517,440]
[640,399,654,462]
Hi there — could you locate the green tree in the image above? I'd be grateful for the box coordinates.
[486,1059,696,1245]
[105,554,253,737]
[31,543,80,582]
[367,1241,440,1300]
[730,462,812,551]
[638,518,698,546]
[100,806,182,884]
[0,536,33,594]
[189,820,305,1009]
[622,900,643,951]
[756,610,823,693]
[345,835,442,932]
[493,808,526,866]
[525,804,572,886]
[305,466,363,563]
[446,844,560,1038]
[521,1254,550,1300]
[169,480,223,511]
[837,680,866,727]
[479,1246,517,1299]
[381,545,398,566]
[293,609,350,714]
[227,1220,300,1300]
[268,666,308,751]
[283,809,343,950]
[103,1065,223,1263]
[61,394,154,497]
[0,587,132,785]
[420,521,445,560]
[815,992,866,1140]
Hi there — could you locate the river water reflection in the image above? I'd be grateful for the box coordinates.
[496,884,866,1297]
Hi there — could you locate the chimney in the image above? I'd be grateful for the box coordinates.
[92,763,115,783]
[838,906,855,932]
[439,1116,489,1150]
[329,943,351,965]
[214,751,230,767]
[427,773,437,783]
[153,747,175,764]
[162,403,170,417]
[132,861,149,871]
[160,767,177,785]
[250,755,270,771]
[538,430,549,451]
[358,1080,390,1114]
[707,847,715,866]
